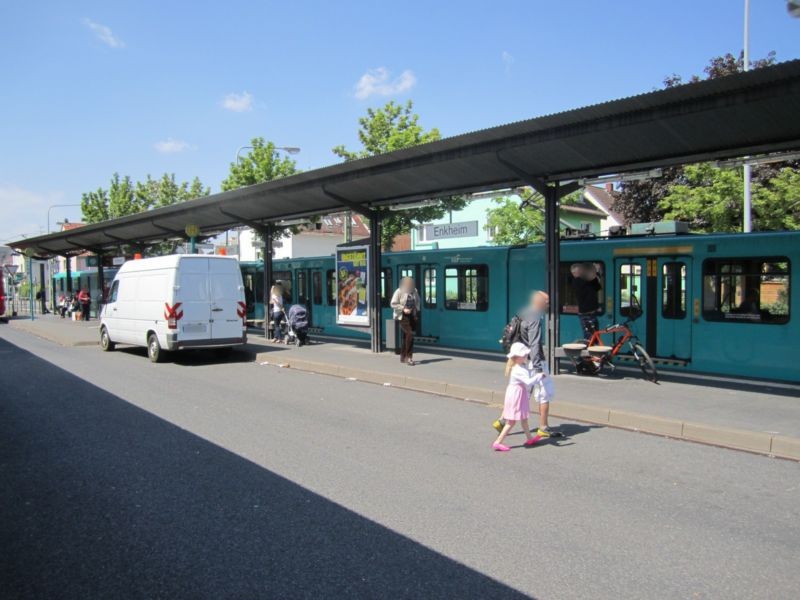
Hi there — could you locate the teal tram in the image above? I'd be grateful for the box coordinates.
[240,230,797,382]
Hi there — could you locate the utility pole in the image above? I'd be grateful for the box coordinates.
[742,0,752,232]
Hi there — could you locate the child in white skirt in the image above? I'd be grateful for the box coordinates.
[492,342,544,452]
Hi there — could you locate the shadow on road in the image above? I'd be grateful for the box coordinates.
[116,345,257,366]
[0,337,528,599]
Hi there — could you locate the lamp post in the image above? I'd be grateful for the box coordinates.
[742,2,799,232]
[742,0,753,232]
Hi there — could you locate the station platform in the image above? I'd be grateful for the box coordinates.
[5,315,800,460]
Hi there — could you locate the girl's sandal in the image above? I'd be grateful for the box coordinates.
[524,436,542,447]
[492,442,511,452]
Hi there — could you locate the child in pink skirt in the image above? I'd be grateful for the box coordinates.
[492,342,544,452]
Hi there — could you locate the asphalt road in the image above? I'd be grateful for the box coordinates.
[1,326,799,600]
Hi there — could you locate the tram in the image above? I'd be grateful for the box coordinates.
[241,230,798,382]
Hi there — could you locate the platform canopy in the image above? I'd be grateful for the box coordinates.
[11,59,800,258]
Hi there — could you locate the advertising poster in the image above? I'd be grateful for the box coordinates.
[336,246,369,326]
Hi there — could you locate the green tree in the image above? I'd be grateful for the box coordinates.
[80,187,111,223]
[660,164,800,232]
[752,167,800,231]
[136,173,210,209]
[614,51,794,226]
[82,173,210,225]
[660,164,744,232]
[221,137,299,191]
[333,100,467,249]
[485,188,583,245]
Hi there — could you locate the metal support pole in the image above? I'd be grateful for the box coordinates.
[65,256,73,293]
[97,255,105,309]
[38,262,47,314]
[264,224,274,339]
[190,237,197,254]
[369,212,383,353]
[742,0,752,232]
[544,183,560,374]
[28,256,35,321]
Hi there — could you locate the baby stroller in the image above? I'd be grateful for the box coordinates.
[284,304,309,346]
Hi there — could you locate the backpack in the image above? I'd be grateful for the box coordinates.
[499,314,528,352]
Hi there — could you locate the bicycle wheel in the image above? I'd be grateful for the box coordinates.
[632,342,658,383]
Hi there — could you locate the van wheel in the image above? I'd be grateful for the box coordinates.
[147,333,163,363]
[100,327,115,351]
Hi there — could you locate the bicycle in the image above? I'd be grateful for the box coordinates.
[564,298,658,383]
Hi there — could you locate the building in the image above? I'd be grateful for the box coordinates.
[238,213,371,261]
[410,186,620,250]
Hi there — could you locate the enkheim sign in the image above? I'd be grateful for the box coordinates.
[422,221,479,241]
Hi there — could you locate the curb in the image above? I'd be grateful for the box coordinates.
[7,322,98,348]
[257,353,800,462]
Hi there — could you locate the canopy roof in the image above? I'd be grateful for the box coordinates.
[13,59,800,258]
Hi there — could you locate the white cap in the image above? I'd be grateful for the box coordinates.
[506,342,530,359]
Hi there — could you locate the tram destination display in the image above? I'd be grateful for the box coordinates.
[336,246,369,326]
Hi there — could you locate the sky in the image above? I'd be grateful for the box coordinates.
[1,0,799,243]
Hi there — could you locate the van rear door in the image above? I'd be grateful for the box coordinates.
[209,258,245,343]
[176,258,212,343]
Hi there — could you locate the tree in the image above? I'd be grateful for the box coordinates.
[614,51,791,227]
[485,188,583,245]
[81,173,210,225]
[221,137,298,191]
[136,174,210,209]
[333,100,467,249]
[660,164,800,232]
[660,164,744,232]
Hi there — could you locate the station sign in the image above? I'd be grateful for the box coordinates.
[422,220,479,241]
[112,257,126,266]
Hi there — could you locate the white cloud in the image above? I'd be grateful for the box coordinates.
[0,185,66,243]
[353,67,417,100]
[221,91,254,112]
[154,138,191,154]
[501,50,514,73]
[83,19,125,48]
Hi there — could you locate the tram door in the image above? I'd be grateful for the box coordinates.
[614,258,655,357]
[398,265,422,335]
[656,258,692,360]
[310,270,325,329]
[295,269,312,323]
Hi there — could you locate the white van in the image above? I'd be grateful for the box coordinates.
[99,255,247,362]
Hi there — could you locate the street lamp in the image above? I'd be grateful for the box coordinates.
[235,145,300,165]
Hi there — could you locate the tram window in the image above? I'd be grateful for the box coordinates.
[619,263,642,318]
[326,270,335,306]
[312,271,322,305]
[702,257,790,324]
[423,267,437,308]
[662,262,687,319]
[274,270,292,303]
[297,271,308,304]
[559,261,605,315]
[380,268,393,307]
[445,265,488,311]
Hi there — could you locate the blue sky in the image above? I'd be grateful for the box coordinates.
[1,0,798,242]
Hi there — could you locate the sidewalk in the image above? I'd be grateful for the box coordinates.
[5,315,800,460]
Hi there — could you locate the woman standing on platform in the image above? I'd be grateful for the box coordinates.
[390,276,420,366]
[270,283,285,343]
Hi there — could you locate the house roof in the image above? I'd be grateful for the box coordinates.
[11,59,800,258]
[584,186,624,223]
